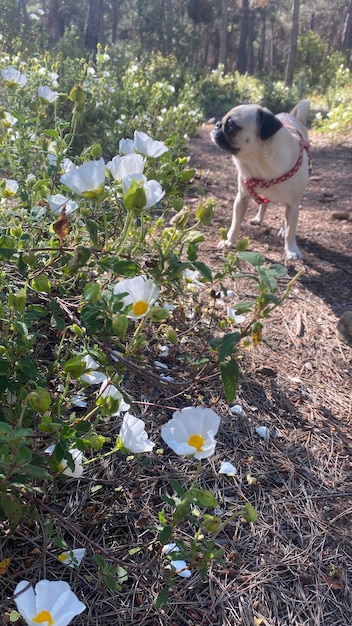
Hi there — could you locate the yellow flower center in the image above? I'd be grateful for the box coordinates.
[58,551,68,561]
[187,433,205,452]
[132,300,149,316]
[32,610,55,625]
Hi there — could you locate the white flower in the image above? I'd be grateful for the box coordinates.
[122,173,164,209]
[119,130,168,158]
[3,179,19,197]
[256,426,270,440]
[30,12,40,20]
[71,394,87,408]
[134,131,168,157]
[230,404,245,416]
[119,138,135,155]
[57,548,86,568]
[183,269,203,287]
[219,461,237,476]
[113,275,160,320]
[161,406,220,459]
[61,158,76,174]
[38,85,59,104]
[60,158,105,198]
[107,153,145,181]
[227,307,246,324]
[162,544,191,578]
[48,194,78,216]
[169,559,192,578]
[1,66,27,88]
[4,111,18,127]
[80,355,107,385]
[14,579,86,626]
[119,413,155,453]
[45,445,84,478]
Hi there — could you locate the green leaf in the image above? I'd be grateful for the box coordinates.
[0,375,8,393]
[231,300,254,314]
[170,479,185,497]
[218,332,241,362]
[192,489,218,508]
[184,231,205,244]
[16,445,33,464]
[155,586,169,608]
[0,422,12,435]
[31,274,51,294]
[86,220,99,245]
[112,259,140,277]
[93,554,106,568]
[159,526,173,544]
[44,129,59,138]
[104,574,117,591]
[192,261,213,283]
[238,251,264,267]
[83,282,101,302]
[241,502,258,523]
[64,356,87,377]
[220,359,239,403]
[0,236,15,260]
[0,493,23,527]
[24,464,51,480]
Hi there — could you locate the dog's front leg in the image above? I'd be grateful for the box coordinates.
[218,191,249,249]
[284,203,303,260]
[250,202,267,226]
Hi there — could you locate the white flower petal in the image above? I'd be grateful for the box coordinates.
[256,426,270,440]
[14,579,86,626]
[170,559,192,578]
[119,413,155,453]
[58,548,86,568]
[60,158,105,195]
[219,461,237,476]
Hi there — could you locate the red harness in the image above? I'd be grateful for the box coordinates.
[242,129,312,205]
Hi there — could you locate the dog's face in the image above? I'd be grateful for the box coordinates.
[211,104,283,157]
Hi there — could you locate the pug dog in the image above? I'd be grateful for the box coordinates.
[211,100,311,260]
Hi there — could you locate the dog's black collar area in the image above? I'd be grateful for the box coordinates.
[257,107,283,140]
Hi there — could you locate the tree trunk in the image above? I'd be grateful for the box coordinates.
[45,0,64,44]
[285,0,300,87]
[111,0,119,44]
[341,0,352,51]
[257,8,266,74]
[219,0,229,70]
[237,0,250,74]
[19,0,29,26]
[85,0,105,52]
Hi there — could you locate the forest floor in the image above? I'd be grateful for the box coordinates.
[1,125,352,626]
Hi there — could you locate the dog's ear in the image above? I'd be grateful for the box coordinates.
[257,107,283,140]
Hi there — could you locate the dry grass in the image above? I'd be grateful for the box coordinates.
[1,127,352,626]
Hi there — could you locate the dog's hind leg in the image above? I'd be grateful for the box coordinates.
[284,203,303,260]
[250,202,268,226]
[218,191,250,249]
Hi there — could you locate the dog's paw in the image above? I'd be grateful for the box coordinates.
[249,217,262,226]
[285,247,303,261]
[217,239,233,250]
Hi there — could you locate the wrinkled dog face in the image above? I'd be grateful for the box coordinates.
[211,104,283,157]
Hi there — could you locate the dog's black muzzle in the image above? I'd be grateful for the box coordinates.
[211,117,242,154]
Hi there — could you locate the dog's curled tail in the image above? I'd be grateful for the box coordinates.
[290,99,310,126]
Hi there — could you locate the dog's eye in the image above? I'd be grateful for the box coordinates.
[225,118,242,135]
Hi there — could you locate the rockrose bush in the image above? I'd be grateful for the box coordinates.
[0,48,297,618]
